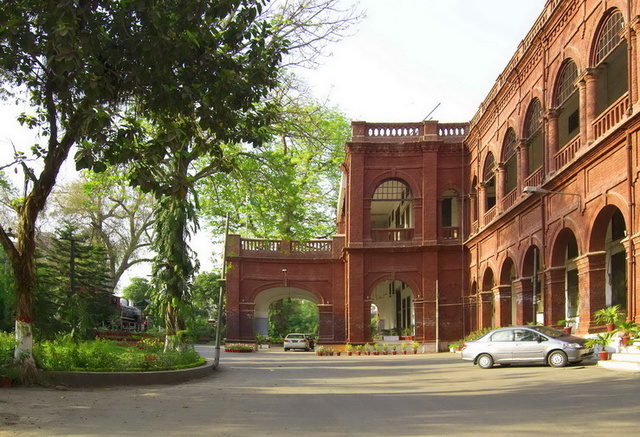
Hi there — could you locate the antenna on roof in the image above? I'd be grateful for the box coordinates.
[423,103,441,121]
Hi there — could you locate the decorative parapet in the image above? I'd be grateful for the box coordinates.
[227,235,343,260]
[351,121,468,143]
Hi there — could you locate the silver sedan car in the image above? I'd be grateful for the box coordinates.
[461,326,593,368]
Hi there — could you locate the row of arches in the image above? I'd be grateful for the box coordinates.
[470,205,628,332]
[472,8,628,223]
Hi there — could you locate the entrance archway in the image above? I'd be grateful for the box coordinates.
[254,287,319,338]
[550,228,580,329]
[370,280,414,337]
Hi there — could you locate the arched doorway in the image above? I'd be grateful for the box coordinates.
[522,245,543,325]
[590,206,628,311]
[370,280,414,337]
[499,257,517,326]
[481,268,495,328]
[254,287,319,339]
[550,228,580,329]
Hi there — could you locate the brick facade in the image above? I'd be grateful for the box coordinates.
[226,0,640,347]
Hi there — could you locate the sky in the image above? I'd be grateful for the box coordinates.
[296,0,547,123]
[0,0,548,285]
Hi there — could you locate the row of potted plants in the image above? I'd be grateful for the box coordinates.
[224,344,254,353]
[316,342,421,356]
[581,305,638,360]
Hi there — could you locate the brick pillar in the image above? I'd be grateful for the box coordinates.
[518,140,529,185]
[239,302,256,341]
[345,251,367,343]
[478,291,494,329]
[545,266,566,330]
[493,285,512,327]
[576,252,607,333]
[318,304,334,342]
[513,278,534,325]
[629,235,640,324]
[583,69,599,143]
[478,184,486,226]
[496,163,506,213]
[547,109,559,173]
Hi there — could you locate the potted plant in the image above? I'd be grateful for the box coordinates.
[364,343,372,355]
[401,342,408,355]
[391,344,397,355]
[593,305,623,332]
[373,343,380,355]
[616,320,638,346]
[412,341,420,354]
[0,365,21,388]
[382,343,389,355]
[585,332,614,360]
[315,346,325,356]
[345,343,353,356]
[355,344,363,356]
[401,327,413,340]
[558,318,575,334]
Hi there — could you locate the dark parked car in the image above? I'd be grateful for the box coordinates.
[461,326,593,368]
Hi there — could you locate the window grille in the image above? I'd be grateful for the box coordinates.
[524,99,542,139]
[555,61,578,106]
[373,180,412,200]
[503,128,517,160]
[594,11,624,65]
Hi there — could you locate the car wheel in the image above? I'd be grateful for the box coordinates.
[476,354,494,369]
[548,350,568,367]
[284,348,289,352]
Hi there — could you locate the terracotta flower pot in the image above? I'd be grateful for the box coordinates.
[598,351,610,361]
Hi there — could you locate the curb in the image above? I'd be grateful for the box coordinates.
[38,360,216,388]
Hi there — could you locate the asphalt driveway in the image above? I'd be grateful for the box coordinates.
[2,346,639,436]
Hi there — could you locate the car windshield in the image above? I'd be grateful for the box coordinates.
[528,326,567,338]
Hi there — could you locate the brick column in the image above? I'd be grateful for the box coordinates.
[493,285,513,327]
[583,69,599,143]
[546,109,560,173]
[576,251,607,333]
[239,302,256,341]
[545,266,566,330]
[478,291,494,329]
[518,140,529,186]
[513,278,534,325]
[496,163,506,213]
[317,304,334,342]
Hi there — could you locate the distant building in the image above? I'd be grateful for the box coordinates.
[225,0,639,348]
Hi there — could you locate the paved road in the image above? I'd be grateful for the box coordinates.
[2,346,639,436]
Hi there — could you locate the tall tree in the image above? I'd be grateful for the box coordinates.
[76,1,288,350]
[50,169,154,292]
[36,222,114,340]
[0,0,286,375]
[200,88,350,240]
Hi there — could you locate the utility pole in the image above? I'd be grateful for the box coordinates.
[214,213,230,369]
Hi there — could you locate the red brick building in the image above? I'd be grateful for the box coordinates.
[225,0,640,348]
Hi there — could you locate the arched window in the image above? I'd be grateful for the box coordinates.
[370,179,413,241]
[593,10,627,114]
[554,60,579,148]
[502,128,517,194]
[441,189,459,240]
[524,99,543,175]
[483,153,496,211]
